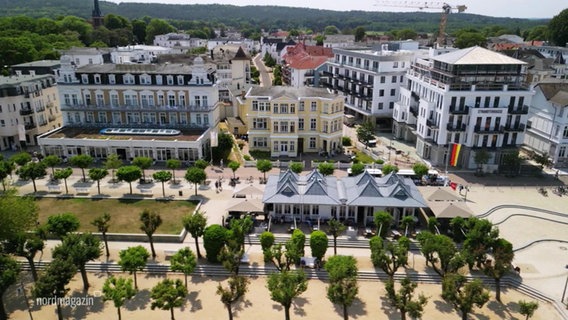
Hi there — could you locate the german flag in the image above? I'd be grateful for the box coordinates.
[450,143,461,167]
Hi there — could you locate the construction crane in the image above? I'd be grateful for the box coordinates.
[375,1,467,46]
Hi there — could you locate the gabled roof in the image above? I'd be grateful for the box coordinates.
[232,47,249,60]
[536,81,568,106]
[433,46,526,65]
[288,56,329,70]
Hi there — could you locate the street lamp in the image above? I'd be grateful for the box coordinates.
[562,264,568,306]
[388,138,395,162]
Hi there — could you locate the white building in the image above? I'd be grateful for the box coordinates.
[38,56,220,161]
[323,42,425,127]
[523,80,568,168]
[60,47,110,67]
[393,46,534,171]
[153,33,207,48]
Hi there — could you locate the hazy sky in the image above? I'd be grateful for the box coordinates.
[108,0,565,19]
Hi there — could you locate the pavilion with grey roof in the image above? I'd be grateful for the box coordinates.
[262,169,428,226]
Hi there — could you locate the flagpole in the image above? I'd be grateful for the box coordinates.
[445,143,451,174]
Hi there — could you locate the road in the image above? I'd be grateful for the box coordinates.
[252,53,271,87]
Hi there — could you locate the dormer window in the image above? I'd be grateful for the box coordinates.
[94,74,101,84]
[109,74,116,84]
[167,76,174,85]
[177,75,184,85]
[123,74,135,85]
[140,75,151,85]
[81,75,89,84]
[156,75,163,85]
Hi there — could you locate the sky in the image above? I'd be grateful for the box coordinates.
[107,0,565,19]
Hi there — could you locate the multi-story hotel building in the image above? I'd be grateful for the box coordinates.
[0,72,62,150]
[322,42,423,128]
[393,46,534,171]
[37,55,220,162]
[237,86,343,157]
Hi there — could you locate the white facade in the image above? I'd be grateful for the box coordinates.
[523,81,568,168]
[153,33,207,48]
[60,48,107,67]
[393,46,534,171]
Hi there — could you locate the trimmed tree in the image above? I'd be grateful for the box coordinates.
[105,154,122,183]
[417,232,464,278]
[217,275,250,320]
[203,224,228,263]
[385,277,428,320]
[185,167,207,196]
[267,242,300,273]
[291,229,306,259]
[382,164,399,175]
[518,300,539,320]
[10,152,32,166]
[0,160,14,191]
[327,219,346,256]
[317,162,335,176]
[170,248,197,288]
[17,161,47,193]
[42,155,61,177]
[289,162,304,174]
[483,238,514,302]
[88,168,108,194]
[46,213,80,239]
[33,257,76,320]
[350,163,365,176]
[132,156,153,181]
[260,231,275,262]
[194,159,209,170]
[92,212,111,257]
[140,209,162,259]
[370,236,410,280]
[324,255,359,320]
[356,121,374,148]
[0,254,20,320]
[228,161,240,179]
[70,154,94,182]
[256,159,272,182]
[267,270,308,320]
[102,275,136,320]
[166,158,181,183]
[442,273,490,320]
[412,163,429,178]
[400,216,415,237]
[4,233,44,281]
[150,279,187,320]
[116,165,142,194]
[54,167,73,194]
[182,210,207,259]
[374,211,393,238]
[118,246,150,289]
[309,230,328,262]
[153,170,172,197]
[52,233,102,290]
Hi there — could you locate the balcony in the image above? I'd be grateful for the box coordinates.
[61,103,217,112]
[409,107,418,117]
[504,123,526,132]
[426,119,439,129]
[48,115,56,122]
[24,123,36,130]
[20,108,34,115]
[508,105,529,114]
[474,125,504,133]
[446,123,466,132]
[449,105,470,115]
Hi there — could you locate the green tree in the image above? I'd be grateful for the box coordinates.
[342,136,352,147]
[116,165,142,194]
[483,238,514,302]
[213,132,233,162]
[412,163,429,178]
[532,152,551,170]
[185,167,207,196]
[474,149,490,174]
[132,19,147,43]
[10,152,32,166]
[291,229,306,259]
[327,219,346,255]
[70,154,94,182]
[52,233,102,290]
[170,248,197,288]
[454,31,487,48]
[314,35,325,46]
[102,276,137,320]
[374,211,393,238]
[354,26,366,42]
[216,275,250,320]
[427,216,440,233]
[0,161,14,191]
[53,167,73,194]
[140,209,162,259]
[145,18,175,43]
[267,241,300,272]
[266,270,308,320]
[260,231,275,262]
[501,151,522,176]
[46,213,80,239]
[194,159,209,170]
[153,170,172,197]
[462,218,499,270]
[17,161,47,193]
[166,158,181,184]
[309,230,328,262]
[289,162,304,174]
[324,255,359,320]
[449,216,467,243]
[4,233,44,281]
[88,168,108,195]
[228,161,240,179]
[356,122,374,148]
[0,190,38,241]
[132,156,153,181]
[350,163,365,176]
[182,210,207,259]
[317,162,335,176]
[203,224,228,263]
[92,212,111,258]
[0,254,20,320]
[382,164,399,175]
[33,257,76,320]
[395,28,418,40]
[105,154,122,183]
[400,216,415,236]
[42,155,61,177]
[229,216,253,251]
[417,232,464,277]
[442,274,490,320]
[150,278,187,320]
[518,300,539,320]
[324,25,340,35]
[118,246,150,289]
[548,8,568,47]
[385,277,428,320]
[218,237,245,276]
[256,159,273,182]
[370,236,409,280]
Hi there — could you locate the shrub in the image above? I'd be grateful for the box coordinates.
[309,230,328,261]
[375,159,385,164]
[341,136,352,147]
[203,224,227,263]
[243,155,251,161]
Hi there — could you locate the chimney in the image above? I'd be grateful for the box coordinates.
[241,90,246,99]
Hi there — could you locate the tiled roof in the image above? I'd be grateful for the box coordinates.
[288,56,328,70]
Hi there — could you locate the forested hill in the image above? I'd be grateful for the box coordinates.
[0,0,548,33]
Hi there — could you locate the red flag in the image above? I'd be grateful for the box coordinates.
[450,182,457,190]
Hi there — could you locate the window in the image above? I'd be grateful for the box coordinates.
[273,104,279,113]
[290,141,295,151]
[273,141,279,152]
[96,94,104,106]
[309,137,316,149]
[378,102,383,110]
[253,137,268,147]
[310,119,317,131]
[280,121,289,132]
[379,90,384,97]
[64,94,71,106]
[273,122,279,132]
[390,88,396,96]
[559,146,566,158]
[140,75,151,85]
[0,120,4,127]
[311,101,317,111]
[299,101,305,111]
[177,76,184,85]
[563,126,568,138]
[393,61,398,68]
[290,104,295,113]
[81,75,88,84]
[252,101,258,111]
[253,118,267,129]
[111,94,119,107]
[167,76,174,85]
[298,119,304,130]
[380,76,385,83]
[168,95,175,106]
[155,76,162,85]
[158,95,165,106]
[94,75,101,84]
[280,104,288,114]
[391,76,397,83]
[123,75,135,84]
[196,114,202,125]
[493,96,500,108]
[389,102,394,109]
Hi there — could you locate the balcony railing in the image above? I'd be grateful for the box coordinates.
[24,123,36,130]
[449,105,470,115]
[20,108,34,115]
[61,103,217,112]
[504,123,526,132]
[508,105,529,114]
[474,125,504,133]
[409,107,418,117]
[426,119,439,129]
[446,123,466,131]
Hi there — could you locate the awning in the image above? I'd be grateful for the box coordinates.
[424,187,462,202]
[233,185,264,197]
[226,199,264,213]
[429,201,473,218]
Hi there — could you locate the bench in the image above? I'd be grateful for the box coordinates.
[75,187,89,194]
[47,185,61,192]
[164,250,177,260]
[139,189,154,197]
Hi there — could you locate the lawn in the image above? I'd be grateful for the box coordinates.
[354,151,375,164]
[35,198,198,234]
